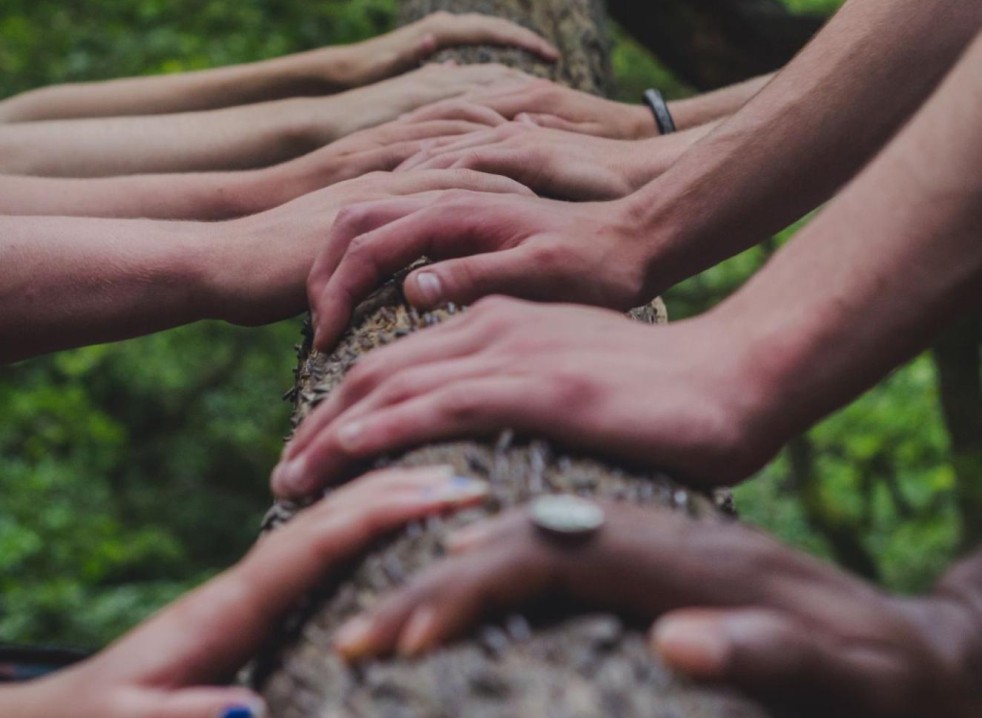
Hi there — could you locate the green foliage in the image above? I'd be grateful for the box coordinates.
[0,0,961,653]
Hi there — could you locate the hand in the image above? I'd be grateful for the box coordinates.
[270,103,508,199]
[3,465,488,718]
[331,500,981,718]
[398,120,646,200]
[202,169,534,327]
[326,62,534,140]
[305,190,655,350]
[340,12,559,87]
[459,78,655,139]
[274,299,776,498]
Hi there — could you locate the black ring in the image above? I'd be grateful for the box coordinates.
[644,88,676,135]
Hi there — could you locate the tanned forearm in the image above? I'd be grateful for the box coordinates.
[713,31,982,449]
[632,0,982,293]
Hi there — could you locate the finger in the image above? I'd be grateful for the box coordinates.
[280,316,484,466]
[292,377,539,489]
[109,465,488,683]
[398,99,507,128]
[404,244,558,309]
[312,192,520,351]
[140,689,265,718]
[516,112,592,134]
[651,609,904,712]
[433,14,560,61]
[334,513,552,660]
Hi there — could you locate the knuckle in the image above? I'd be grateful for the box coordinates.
[438,385,483,423]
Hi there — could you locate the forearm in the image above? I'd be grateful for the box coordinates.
[0,47,353,123]
[0,216,222,362]
[0,97,329,177]
[668,73,774,130]
[633,0,981,292]
[0,168,293,220]
[714,32,982,444]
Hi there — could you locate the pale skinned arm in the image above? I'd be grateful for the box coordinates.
[0,108,505,219]
[0,465,489,718]
[0,63,530,177]
[0,169,529,364]
[304,1,981,349]
[0,12,557,122]
[276,30,982,496]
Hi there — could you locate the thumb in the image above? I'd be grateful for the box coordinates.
[142,688,266,718]
[404,248,541,309]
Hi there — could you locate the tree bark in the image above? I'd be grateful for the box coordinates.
[251,3,769,717]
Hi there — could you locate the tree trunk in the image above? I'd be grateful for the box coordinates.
[251,3,769,717]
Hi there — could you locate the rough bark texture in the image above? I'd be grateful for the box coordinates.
[251,3,771,716]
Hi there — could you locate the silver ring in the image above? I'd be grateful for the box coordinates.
[530,495,605,540]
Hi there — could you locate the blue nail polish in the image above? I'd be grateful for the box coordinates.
[220,706,255,718]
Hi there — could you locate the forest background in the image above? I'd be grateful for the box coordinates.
[1,0,976,651]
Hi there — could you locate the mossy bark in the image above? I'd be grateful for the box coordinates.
[252,3,770,716]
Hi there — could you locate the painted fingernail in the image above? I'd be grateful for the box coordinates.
[219,702,266,718]
[413,272,443,307]
[335,615,376,659]
[652,618,729,677]
[424,475,488,503]
[337,421,364,451]
[399,606,439,656]
[275,456,308,493]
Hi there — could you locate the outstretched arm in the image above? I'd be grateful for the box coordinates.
[0,12,556,122]
[281,29,982,497]
[0,63,528,177]
[0,169,528,363]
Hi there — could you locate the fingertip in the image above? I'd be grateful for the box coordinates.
[398,605,441,657]
[406,270,444,309]
[334,615,379,662]
[651,614,730,679]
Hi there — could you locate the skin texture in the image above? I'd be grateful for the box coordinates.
[0,63,534,177]
[330,501,982,718]
[397,117,718,200]
[0,465,489,718]
[0,104,507,219]
[0,12,558,122]
[304,0,982,351]
[278,30,982,497]
[0,169,530,364]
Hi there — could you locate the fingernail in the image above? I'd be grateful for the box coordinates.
[424,475,488,503]
[335,615,376,659]
[413,272,443,307]
[275,456,307,493]
[219,702,266,718]
[652,618,729,677]
[399,606,439,656]
[337,422,364,451]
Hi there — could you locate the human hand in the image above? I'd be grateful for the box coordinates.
[272,103,508,197]
[4,464,488,718]
[275,299,777,498]
[459,78,655,139]
[327,62,534,139]
[305,190,656,351]
[203,169,533,327]
[339,12,559,87]
[398,120,647,200]
[331,499,980,718]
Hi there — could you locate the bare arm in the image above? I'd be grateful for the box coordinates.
[0,63,528,177]
[633,0,982,293]
[0,12,556,122]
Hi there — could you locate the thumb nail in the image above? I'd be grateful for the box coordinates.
[413,272,443,307]
[652,617,729,678]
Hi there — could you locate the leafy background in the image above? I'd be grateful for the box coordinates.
[0,0,970,650]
